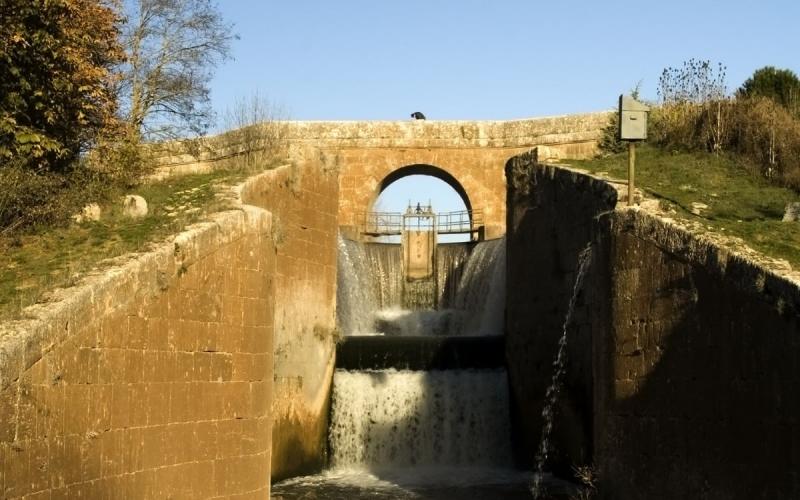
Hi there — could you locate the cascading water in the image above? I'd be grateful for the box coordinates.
[436,243,471,308]
[274,234,534,499]
[329,369,513,468]
[337,235,506,337]
[530,244,593,499]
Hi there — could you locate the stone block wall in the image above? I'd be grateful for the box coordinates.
[0,205,275,499]
[240,159,340,481]
[504,151,617,473]
[592,210,800,500]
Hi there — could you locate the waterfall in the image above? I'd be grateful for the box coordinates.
[365,243,403,309]
[450,237,506,336]
[337,235,506,337]
[329,368,513,469]
[273,235,538,498]
[336,237,379,335]
[435,243,471,308]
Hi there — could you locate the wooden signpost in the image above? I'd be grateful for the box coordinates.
[618,95,650,206]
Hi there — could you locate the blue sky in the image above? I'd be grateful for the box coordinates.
[209,1,798,225]
[211,0,798,122]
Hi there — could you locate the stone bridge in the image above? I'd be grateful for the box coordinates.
[156,113,610,240]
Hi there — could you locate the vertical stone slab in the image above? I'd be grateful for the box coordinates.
[403,230,435,280]
[240,161,340,481]
[504,152,617,475]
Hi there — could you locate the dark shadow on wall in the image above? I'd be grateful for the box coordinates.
[504,152,618,477]
[593,214,800,500]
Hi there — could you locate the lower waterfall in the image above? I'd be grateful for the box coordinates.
[329,369,512,468]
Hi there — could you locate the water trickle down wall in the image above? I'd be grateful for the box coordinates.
[505,152,618,475]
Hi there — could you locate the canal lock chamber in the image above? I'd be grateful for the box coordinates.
[272,233,582,498]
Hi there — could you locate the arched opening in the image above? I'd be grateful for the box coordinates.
[371,164,473,243]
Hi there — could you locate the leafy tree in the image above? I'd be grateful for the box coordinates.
[738,66,800,116]
[0,0,123,172]
[118,0,237,141]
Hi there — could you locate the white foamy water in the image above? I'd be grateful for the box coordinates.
[337,236,506,336]
[329,368,513,468]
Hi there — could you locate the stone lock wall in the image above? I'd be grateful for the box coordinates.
[0,202,275,499]
[504,151,617,473]
[240,159,340,481]
[592,210,800,500]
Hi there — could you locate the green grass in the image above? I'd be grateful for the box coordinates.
[0,166,261,321]
[569,145,800,269]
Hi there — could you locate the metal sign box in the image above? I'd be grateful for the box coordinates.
[619,95,650,140]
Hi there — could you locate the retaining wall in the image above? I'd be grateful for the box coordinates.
[592,210,800,500]
[240,159,340,481]
[0,191,275,498]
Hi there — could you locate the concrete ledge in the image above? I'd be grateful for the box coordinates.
[336,335,506,370]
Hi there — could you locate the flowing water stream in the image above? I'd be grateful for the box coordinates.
[274,236,590,498]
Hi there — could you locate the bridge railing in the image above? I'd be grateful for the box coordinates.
[358,211,404,235]
[356,209,483,236]
[436,209,483,234]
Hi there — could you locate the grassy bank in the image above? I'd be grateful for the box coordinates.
[570,145,800,269]
[0,167,259,321]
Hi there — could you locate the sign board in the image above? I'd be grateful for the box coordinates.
[619,95,650,140]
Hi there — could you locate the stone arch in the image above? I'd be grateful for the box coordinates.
[371,164,473,215]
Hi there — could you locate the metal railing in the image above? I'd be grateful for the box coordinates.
[359,211,404,235]
[437,209,483,234]
[356,209,483,236]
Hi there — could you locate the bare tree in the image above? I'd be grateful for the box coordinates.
[222,91,288,169]
[118,0,236,141]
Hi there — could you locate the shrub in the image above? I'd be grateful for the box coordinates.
[0,164,110,234]
[738,66,800,117]
[729,97,800,187]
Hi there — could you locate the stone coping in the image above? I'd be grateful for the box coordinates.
[0,167,285,390]
[147,112,611,169]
